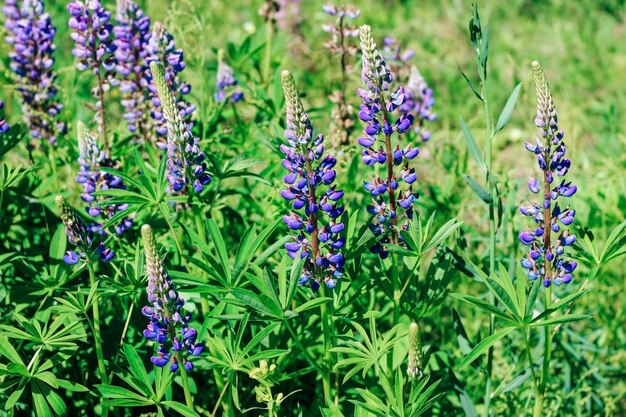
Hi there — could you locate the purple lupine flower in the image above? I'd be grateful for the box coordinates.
[67,0,117,153]
[0,101,9,133]
[358,25,420,258]
[276,0,302,34]
[76,121,132,235]
[214,54,244,103]
[150,62,210,194]
[55,195,115,264]
[323,3,360,146]
[141,224,203,372]
[113,0,152,141]
[3,0,65,146]
[518,61,577,288]
[382,36,415,79]
[280,70,345,290]
[146,21,195,148]
[399,66,436,141]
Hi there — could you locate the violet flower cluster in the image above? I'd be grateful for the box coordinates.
[276,0,302,34]
[67,0,117,147]
[214,56,244,103]
[141,224,203,372]
[76,121,132,235]
[55,195,115,265]
[0,101,8,134]
[150,62,210,194]
[280,70,345,290]
[4,0,65,146]
[146,21,195,145]
[400,66,436,141]
[518,61,577,288]
[114,0,152,140]
[358,25,419,258]
[382,37,436,142]
[382,37,415,80]
[322,3,360,54]
[322,3,360,146]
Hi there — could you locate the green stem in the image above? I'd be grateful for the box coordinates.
[177,354,194,409]
[482,69,496,417]
[108,302,135,381]
[523,327,543,417]
[210,381,230,417]
[87,261,109,417]
[319,285,333,405]
[263,18,274,85]
[535,286,552,416]
[160,206,192,272]
[284,321,324,373]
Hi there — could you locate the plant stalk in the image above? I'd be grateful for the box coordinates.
[87,261,109,417]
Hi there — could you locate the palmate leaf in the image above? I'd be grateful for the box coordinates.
[332,317,402,383]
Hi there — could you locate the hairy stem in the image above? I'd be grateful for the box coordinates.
[87,261,109,417]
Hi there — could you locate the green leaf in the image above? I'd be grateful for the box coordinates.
[123,344,152,394]
[458,327,514,371]
[458,64,483,102]
[450,293,516,325]
[460,117,485,170]
[162,401,200,417]
[529,314,590,327]
[294,297,332,314]
[494,83,522,134]
[464,175,491,204]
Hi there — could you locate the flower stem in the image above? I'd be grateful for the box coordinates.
[535,286,552,416]
[263,18,273,85]
[87,261,109,417]
[160,206,192,272]
[482,68,496,417]
[177,354,194,409]
[319,285,334,405]
[108,302,135,381]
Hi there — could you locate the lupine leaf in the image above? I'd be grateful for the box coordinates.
[529,314,590,327]
[464,175,491,204]
[460,117,485,169]
[162,401,200,417]
[494,83,522,134]
[459,327,514,370]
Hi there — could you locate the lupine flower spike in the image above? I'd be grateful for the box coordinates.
[150,61,210,194]
[141,224,203,372]
[146,21,195,148]
[76,121,132,234]
[214,50,244,103]
[114,0,152,142]
[400,66,436,142]
[4,0,66,147]
[358,25,420,258]
[381,38,436,142]
[518,61,577,288]
[407,322,424,378]
[323,3,360,145]
[0,101,9,133]
[276,0,302,35]
[55,195,114,265]
[67,0,117,153]
[280,70,345,290]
